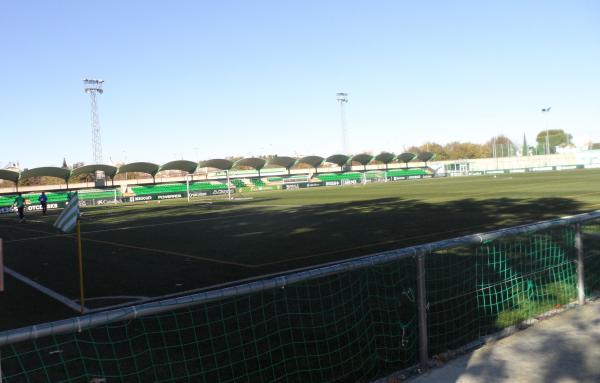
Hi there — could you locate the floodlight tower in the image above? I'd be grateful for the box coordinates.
[336,92,349,154]
[84,78,104,164]
[541,107,551,154]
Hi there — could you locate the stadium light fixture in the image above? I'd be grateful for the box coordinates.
[336,92,349,154]
[83,78,105,187]
[541,107,551,154]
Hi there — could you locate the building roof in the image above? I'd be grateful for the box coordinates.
[325,154,350,167]
[198,159,234,170]
[116,162,160,176]
[397,152,417,163]
[20,167,71,182]
[374,152,396,164]
[297,156,324,168]
[350,153,374,166]
[234,157,267,170]
[266,156,297,169]
[158,160,198,174]
[70,164,118,179]
[0,169,20,183]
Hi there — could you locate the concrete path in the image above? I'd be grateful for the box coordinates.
[410,301,600,383]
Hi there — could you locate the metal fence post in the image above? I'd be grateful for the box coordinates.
[575,223,585,305]
[416,251,428,370]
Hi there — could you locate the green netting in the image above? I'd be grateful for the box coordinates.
[0,190,121,207]
[1,222,598,382]
[1,258,418,382]
[583,221,600,293]
[78,189,122,200]
[131,183,226,196]
[426,226,579,354]
[366,171,385,179]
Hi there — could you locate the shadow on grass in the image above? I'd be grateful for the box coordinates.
[0,197,587,318]
[80,195,584,269]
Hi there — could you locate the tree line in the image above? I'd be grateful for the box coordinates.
[406,129,573,161]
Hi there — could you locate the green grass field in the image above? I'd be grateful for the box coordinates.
[2,170,600,331]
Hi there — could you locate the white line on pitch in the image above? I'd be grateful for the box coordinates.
[4,267,87,313]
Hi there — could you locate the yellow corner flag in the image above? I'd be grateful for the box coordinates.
[54,193,86,313]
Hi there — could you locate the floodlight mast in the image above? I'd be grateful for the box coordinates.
[83,79,104,164]
[541,107,551,154]
[336,92,349,154]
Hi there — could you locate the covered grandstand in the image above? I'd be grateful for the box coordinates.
[0,152,439,206]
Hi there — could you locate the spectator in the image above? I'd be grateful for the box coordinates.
[39,191,48,215]
[13,192,25,223]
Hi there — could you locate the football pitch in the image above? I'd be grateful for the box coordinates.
[2,170,600,331]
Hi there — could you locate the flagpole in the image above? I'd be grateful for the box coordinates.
[76,218,85,314]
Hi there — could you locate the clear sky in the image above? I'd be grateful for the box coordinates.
[1,1,598,168]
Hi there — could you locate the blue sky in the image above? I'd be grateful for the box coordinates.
[1,1,598,168]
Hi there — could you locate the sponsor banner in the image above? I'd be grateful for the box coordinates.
[0,202,63,215]
[556,165,577,171]
[486,170,505,174]
[509,169,527,173]
[78,198,117,207]
[207,188,236,196]
[125,189,237,203]
[305,182,324,188]
[253,186,281,191]
[157,193,183,200]
[188,189,236,198]
[324,180,341,186]
[531,166,554,172]
[129,195,154,202]
[283,182,326,190]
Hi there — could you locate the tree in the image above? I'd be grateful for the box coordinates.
[536,129,573,154]
[418,142,448,160]
[522,134,528,156]
[443,142,488,159]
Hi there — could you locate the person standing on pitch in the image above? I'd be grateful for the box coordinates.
[13,192,25,223]
[39,191,48,215]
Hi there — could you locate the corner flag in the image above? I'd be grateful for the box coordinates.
[53,194,80,233]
